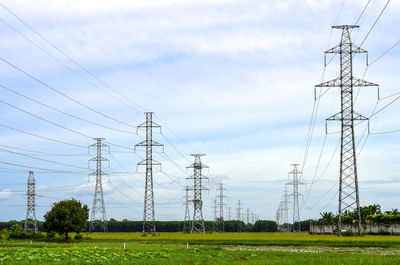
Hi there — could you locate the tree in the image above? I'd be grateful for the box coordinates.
[320,212,334,225]
[43,198,89,240]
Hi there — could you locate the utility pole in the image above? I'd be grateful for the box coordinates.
[237,200,242,232]
[315,25,377,236]
[135,112,164,236]
[286,164,305,232]
[282,189,290,231]
[216,183,226,232]
[89,138,109,233]
[187,154,208,233]
[24,171,37,232]
[183,186,191,232]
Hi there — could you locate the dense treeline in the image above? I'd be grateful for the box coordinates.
[316,205,400,225]
[0,219,279,233]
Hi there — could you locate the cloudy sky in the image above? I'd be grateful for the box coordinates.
[0,0,399,222]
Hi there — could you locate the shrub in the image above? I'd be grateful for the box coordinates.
[74,233,83,240]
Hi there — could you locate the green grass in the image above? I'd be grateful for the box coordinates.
[2,233,400,264]
[0,242,399,264]
[85,232,400,248]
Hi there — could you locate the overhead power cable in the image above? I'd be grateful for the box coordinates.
[0,98,93,139]
[0,148,87,170]
[0,83,135,134]
[0,56,136,129]
[0,123,87,148]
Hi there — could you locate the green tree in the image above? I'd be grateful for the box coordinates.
[43,198,89,240]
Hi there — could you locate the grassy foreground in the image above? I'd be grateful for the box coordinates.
[87,232,400,248]
[1,233,400,264]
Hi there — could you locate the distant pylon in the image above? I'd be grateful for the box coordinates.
[251,212,255,224]
[315,25,378,236]
[183,186,191,232]
[275,208,281,226]
[187,154,208,233]
[212,199,217,231]
[236,200,242,232]
[228,207,231,220]
[24,171,37,232]
[246,208,250,225]
[216,183,226,232]
[89,138,109,233]
[135,112,164,236]
[282,189,290,231]
[286,164,305,232]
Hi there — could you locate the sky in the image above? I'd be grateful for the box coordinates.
[0,0,399,223]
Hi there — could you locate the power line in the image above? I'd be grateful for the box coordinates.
[0,147,88,170]
[0,123,87,148]
[359,0,391,47]
[0,83,136,134]
[0,56,136,130]
[0,98,93,139]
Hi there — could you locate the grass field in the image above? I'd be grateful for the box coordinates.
[2,233,400,264]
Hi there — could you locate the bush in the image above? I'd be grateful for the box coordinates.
[0,229,9,240]
[74,233,83,240]
[46,231,56,239]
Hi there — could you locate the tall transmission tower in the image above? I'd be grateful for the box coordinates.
[236,200,242,232]
[246,208,250,225]
[216,183,226,232]
[286,164,305,232]
[24,171,37,232]
[282,189,290,231]
[183,186,191,232]
[135,112,164,236]
[187,154,208,233]
[228,207,231,220]
[212,199,217,231]
[251,212,255,224]
[275,208,281,226]
[315,25,378,236]
[89,138,109,233]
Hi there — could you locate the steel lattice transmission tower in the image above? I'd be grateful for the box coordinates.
[183,186,191,232]
[282,189,290,231]
[212,199,217,231]
[135,112,164,236]
[246,208,250,225]
[286,164,305,232]
[315,25,378,236]
[236,200,242,232]
[89,138,109,233]
[24,171,37,232]
[216,183,226,232]
[228,207,231,220]
[187,154,208,233]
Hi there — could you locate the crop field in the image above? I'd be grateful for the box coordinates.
[1,233,400,264]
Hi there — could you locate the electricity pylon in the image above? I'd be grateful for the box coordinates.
[228,207,231,220]
[236,200,242,232]
[89,138,109,233]
[276,207,281,226]
[135,112,164,236]
[251,212,255,224]
[187,154,208,233]
[216,183,226,232]
[282,189,290,231]
[246,207,250,225]
[315,25,378,236]
[212,199,217,231]
[183,186,191,232]
[24,171,37,232]
[286,164,305,232]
